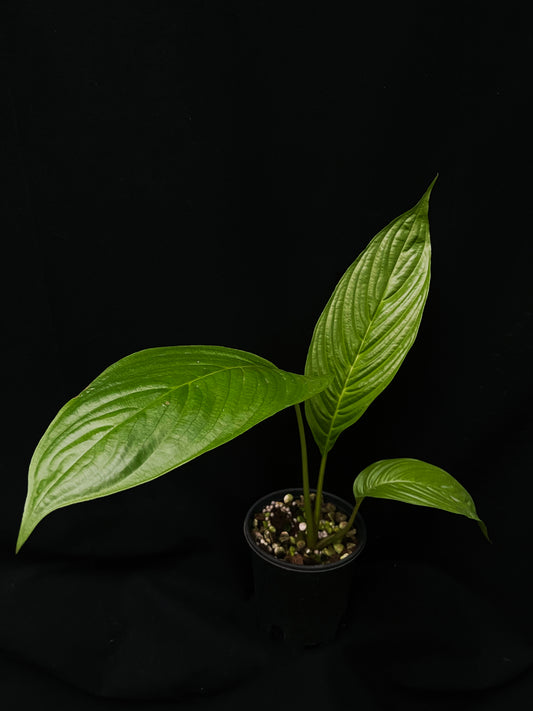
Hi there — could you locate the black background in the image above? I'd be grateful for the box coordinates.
[2,2,532,709]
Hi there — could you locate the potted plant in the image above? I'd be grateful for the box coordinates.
[16,177,488,645]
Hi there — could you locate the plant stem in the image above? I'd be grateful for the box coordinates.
[313,451,328,529]
[294,404,316,545]
[315,497,364,551]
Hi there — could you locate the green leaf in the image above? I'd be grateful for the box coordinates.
[305,178,436,454]
[353,458,489,540]
[17,346,330,552]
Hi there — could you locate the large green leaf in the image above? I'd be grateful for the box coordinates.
[353,458,489,539]
[17,346,329,552]
[305,178,436,454]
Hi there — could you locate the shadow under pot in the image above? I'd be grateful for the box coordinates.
[243,488,367,647]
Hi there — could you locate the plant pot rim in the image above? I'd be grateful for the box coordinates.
[243,487,367,573]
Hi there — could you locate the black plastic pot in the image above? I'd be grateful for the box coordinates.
[243,488,367,647]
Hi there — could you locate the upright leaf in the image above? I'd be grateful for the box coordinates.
[17,346,329,552]
[305,178,436,454]
[353,458,489,539]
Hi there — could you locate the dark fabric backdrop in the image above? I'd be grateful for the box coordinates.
[2,2,532,709]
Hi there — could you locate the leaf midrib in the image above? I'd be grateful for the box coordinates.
[30,362,277,514]
[319,209,424,453]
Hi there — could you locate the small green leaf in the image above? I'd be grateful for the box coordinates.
[353,458,489,540]
[305,178,436,454]
[17,346,330,552]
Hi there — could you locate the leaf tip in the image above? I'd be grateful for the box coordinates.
[418,174,438,209]
[15,507,37,554]
[15,528,26,555]
[477,518,491,543]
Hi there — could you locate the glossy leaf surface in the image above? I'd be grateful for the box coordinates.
[305,178,436,454]
[353,458,489,539]
[17,346,329,551]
